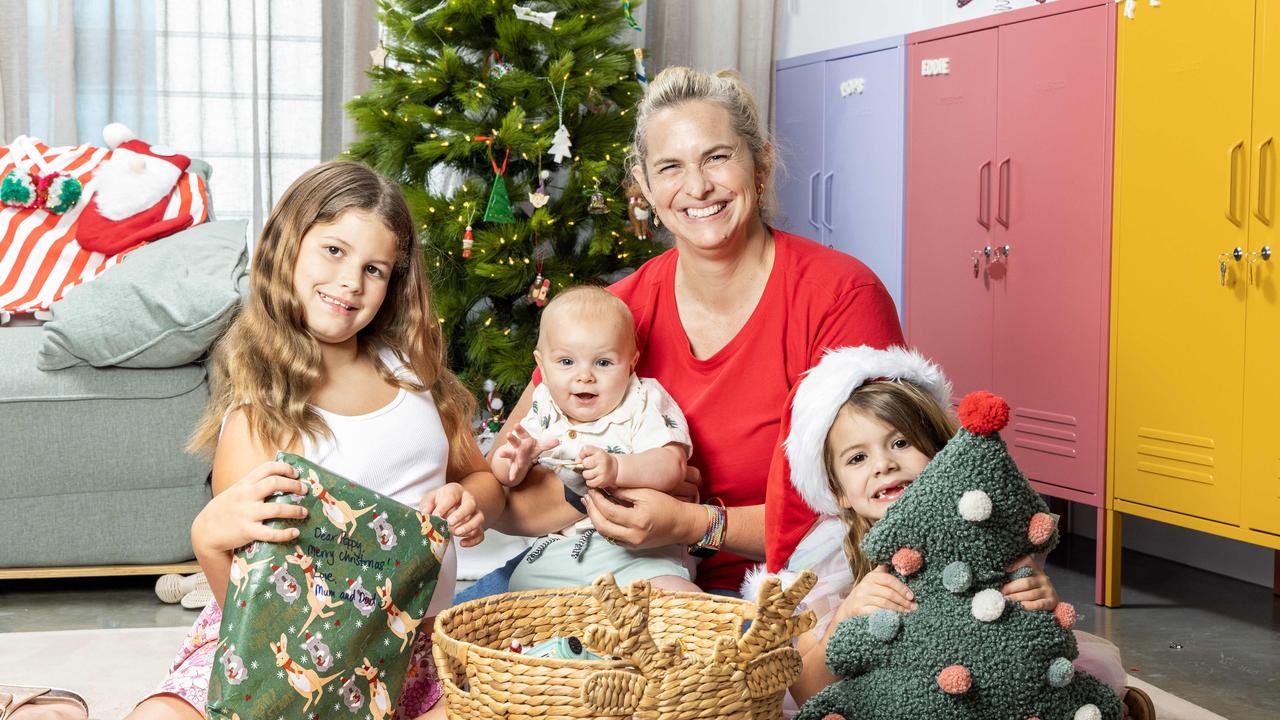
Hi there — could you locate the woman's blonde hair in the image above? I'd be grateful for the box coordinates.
[629,66,778,223]
[823,380,957,581]
[190,161,475,465]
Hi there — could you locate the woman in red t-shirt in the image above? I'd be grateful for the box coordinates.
[477,67,903,595]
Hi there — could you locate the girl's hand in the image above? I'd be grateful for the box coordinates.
[835,564,917,620]
[583,486,697,550]
[421,483,485,548]
[192,461,308,554]
[1002,556,1060,611]
[580,446,618,488]
[492,426,559,487]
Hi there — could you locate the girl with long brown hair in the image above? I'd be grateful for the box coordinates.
[131,162,501,720]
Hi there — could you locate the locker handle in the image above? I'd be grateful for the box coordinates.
[1256,137,1273,226]
[823,172,835,231]
[808,171,821,231]
[996,158,1011,229]
[978,161,991,229]
[1228,141,1245,227]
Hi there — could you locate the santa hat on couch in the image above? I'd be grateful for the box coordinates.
[758,345,952,590]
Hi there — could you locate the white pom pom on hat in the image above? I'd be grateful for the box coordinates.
[102,122,135,149]
[785,345,952,517]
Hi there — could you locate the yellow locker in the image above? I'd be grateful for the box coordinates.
[1111,0,1255,523]
[1243,0,1280,536]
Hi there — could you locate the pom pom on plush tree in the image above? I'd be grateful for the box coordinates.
[795,390,1122,720]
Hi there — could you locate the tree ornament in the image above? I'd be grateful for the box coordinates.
[633,47,648,88]
[546,78,572,164]
[528,239,552,307]
[621,1,642,30]
[462,225,474,258]
[529,169,551,208]
[587,177,609,214]
[370,41,389,66]
[625,179,651,237]
[476,137,515,223]
[513,3,556,27]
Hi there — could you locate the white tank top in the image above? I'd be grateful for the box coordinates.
[301,347,456,616]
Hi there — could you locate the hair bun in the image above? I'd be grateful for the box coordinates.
[958,391,1009,435]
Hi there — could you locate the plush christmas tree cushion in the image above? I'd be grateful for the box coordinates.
[206,453,451,720]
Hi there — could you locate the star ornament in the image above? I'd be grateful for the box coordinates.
[370,43,388,66]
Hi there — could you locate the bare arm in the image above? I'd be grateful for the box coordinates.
[192,410,308,607]
[446,429,505,531]
[610,444,688,492]
[791,631,838,706]
[487,382,582,535]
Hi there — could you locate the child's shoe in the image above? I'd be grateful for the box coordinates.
[179,579,214,610]
[1122,686,1156,720]
[154,571,206,604]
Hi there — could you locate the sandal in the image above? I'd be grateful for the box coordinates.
[1122,686,1157,720]
[154,571,206,604]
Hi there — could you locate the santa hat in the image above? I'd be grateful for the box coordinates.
[785,345,952,518]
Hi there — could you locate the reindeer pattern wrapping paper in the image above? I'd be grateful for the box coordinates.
[207,453,451,720]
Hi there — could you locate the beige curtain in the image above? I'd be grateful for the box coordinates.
[2,0,378,232]
[645,0,780,124]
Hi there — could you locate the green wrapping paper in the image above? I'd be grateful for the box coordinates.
[207,452,450,720]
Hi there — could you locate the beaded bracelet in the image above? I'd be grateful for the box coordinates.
[689,498,728,558]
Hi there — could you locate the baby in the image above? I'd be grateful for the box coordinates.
[493,286,698,592]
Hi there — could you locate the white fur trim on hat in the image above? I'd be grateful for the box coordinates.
[784,346,952,516]
[740,565,799,604]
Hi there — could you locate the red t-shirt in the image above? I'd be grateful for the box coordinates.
[604,229,904,591]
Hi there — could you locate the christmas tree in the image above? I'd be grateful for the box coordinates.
[797,391,1122,720]
[346,0,665,414]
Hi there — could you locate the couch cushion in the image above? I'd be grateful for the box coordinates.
[36,219,248,370]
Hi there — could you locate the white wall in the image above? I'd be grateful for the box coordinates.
[776,0,1055,59]
[774,0,1278,590]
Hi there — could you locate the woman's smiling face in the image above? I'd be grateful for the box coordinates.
[633,100,766,252]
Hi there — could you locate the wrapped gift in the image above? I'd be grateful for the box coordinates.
[207,452,450,720]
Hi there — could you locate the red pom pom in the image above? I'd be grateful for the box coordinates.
[1028,512,1056,545]
[958,391,1010,435]
[821,715,846,720]
[938,664,972,694]
[892,547,924,576]
[1055,602,1077,629]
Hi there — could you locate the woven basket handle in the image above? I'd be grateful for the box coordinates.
[581,669,645,715]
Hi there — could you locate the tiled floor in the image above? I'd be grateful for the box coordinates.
[1,538,1276,718]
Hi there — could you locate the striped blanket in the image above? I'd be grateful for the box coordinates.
[0,137,209,320]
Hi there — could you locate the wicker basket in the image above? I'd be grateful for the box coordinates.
[432,572,817,720]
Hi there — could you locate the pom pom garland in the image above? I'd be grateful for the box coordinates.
[958,489,993,522]
[1028,513,1056,545]
[958,390,1010,434]
[867,610,901,642]
[937,665,972,695]
[971,589,1006,622]
[1047,657,1075,688]
[942,561,973,593]
[891,547,923,576]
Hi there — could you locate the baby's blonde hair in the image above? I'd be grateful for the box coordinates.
[824,380,957,581]
[537,285,637,356]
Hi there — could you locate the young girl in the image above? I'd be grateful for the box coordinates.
[754,345,1147,718]
[128,162,502,720]
[492,285,699,593]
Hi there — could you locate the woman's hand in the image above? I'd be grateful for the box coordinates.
[834,564,917,620]
[582,486,700,549]
[191,460,308,555]
[492,425,559,487]
[421,483,485,548]
[580,445,619,488]
[1002,556,1060,611]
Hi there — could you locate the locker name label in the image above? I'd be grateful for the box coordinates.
[840,78,866,96]
[921,58,951,76]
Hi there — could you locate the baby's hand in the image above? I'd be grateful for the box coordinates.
[835,564,917,621]
[420,483,485,548]
[1002,556,1060,611]
[493,425,560,487]
[193,461,309,554]
[580,446,619,489]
